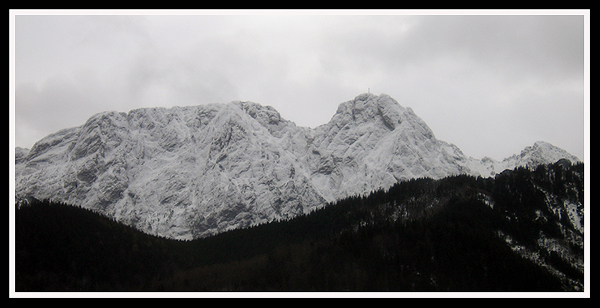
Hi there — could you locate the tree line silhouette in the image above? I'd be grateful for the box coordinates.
[15,161,583,292]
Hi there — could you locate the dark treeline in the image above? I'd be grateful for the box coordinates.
[14,161,584,292]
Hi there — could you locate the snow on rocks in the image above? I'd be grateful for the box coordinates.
[14,93,581,239]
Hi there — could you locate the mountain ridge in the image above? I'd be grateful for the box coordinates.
[14,93,580,239]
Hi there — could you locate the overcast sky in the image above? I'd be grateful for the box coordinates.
[11,10,587,161]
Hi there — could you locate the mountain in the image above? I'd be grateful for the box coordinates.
[14,93,580,239]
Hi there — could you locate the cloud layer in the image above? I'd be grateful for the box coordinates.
[13,12,585,160]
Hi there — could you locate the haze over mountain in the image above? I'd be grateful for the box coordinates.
[14,93,580,239]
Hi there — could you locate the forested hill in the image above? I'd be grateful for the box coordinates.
[14,161,584,292]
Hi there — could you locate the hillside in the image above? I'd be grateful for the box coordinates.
[14,161,584,292]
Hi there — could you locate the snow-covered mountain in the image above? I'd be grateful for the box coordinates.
[14,93,580,239]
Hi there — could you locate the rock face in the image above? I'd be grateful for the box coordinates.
[14,93,581,239]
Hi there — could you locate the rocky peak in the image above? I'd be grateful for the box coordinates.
[234,101,281,124]
[332,93,422,133]
[232,101,293,138]
[333,93,390,125]
[503,140,581,168]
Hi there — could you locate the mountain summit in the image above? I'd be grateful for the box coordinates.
[15,93,580,239]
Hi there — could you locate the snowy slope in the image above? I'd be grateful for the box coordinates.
[14,93,580,239]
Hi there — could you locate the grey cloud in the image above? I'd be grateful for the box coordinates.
[13,12,586,161]
[322,15,583,83]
